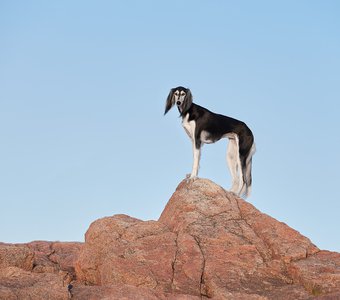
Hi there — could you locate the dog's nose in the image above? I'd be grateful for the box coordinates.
[176,101,181,105]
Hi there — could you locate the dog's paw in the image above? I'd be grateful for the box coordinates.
[228,190,238,197]
[185,175,197,183]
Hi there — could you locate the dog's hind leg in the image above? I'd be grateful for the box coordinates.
[240,142,256,197]
[226,135,243,195]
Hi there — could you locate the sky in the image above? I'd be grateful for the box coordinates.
[1,1,339,252]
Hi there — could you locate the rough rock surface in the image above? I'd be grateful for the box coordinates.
[1,179,340,299]
[76,179,340,299]
[0,241,82,299]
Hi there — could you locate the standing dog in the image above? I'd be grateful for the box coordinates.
[164,86,255,198]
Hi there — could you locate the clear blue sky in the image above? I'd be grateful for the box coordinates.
[1,1,339,252]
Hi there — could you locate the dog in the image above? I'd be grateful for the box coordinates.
[164,86,255,198]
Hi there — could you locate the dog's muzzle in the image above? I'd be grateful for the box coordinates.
[176,101,181,106]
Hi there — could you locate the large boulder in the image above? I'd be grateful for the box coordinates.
[75,179,340,299]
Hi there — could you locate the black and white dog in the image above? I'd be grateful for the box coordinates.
[164,86,255,198]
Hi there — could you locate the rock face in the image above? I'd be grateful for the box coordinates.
[0,241,82,299]
[1,179,340,299]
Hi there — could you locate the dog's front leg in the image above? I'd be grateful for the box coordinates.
[187,140,201,180]
[191,145,201,178]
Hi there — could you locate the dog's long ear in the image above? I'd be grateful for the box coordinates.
[164,88,175,115]
[181,88,193,114]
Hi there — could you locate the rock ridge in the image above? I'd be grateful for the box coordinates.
[1,178,340,299]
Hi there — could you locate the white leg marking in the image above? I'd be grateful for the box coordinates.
[226,135,243,195]
[227,138,239,192]
[182,113,195,140]
[182,114,200,179]
[191,144,201,178]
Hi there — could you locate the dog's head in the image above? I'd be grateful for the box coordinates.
[164,86,193,116]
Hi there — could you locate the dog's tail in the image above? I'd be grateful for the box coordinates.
[240,142,256,198]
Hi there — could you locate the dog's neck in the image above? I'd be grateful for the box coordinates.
[178,102,194,118]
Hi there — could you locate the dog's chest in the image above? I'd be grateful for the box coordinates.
[182,113,195,140]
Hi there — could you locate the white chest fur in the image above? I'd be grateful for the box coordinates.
[182,113,196,141]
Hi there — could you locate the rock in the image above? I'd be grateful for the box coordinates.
[287,250,340,296]
[70,283,202,300]
[0,266,69,300]
[70,284,161,300]
[0,243,34,271]
[76,215,177,290]
[1,178,340,299]
[0,241,82,299]
[26,241,82,277]
[76,179,340,299]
